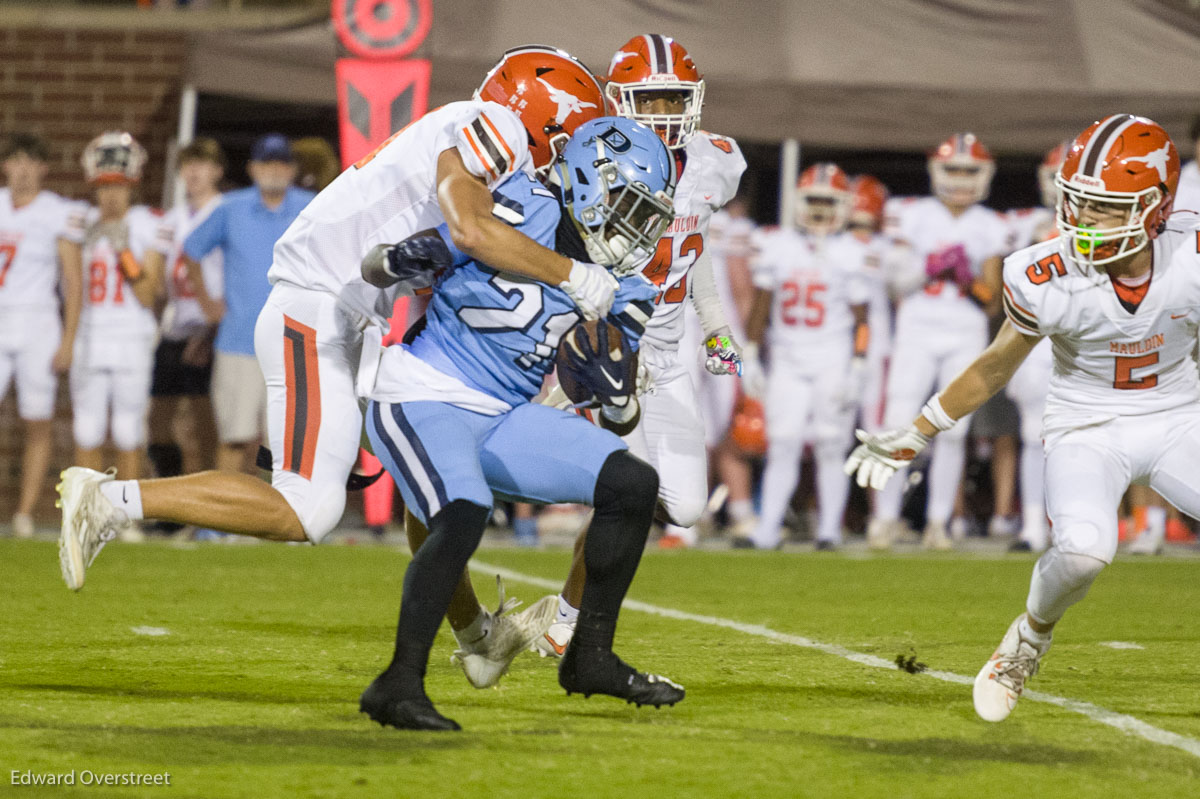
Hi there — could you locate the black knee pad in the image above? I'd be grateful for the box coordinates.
[594,450,659,519]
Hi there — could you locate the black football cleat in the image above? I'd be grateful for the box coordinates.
[359,673,461,731]
[558,641,685,708]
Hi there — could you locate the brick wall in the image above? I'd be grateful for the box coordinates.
[0,26,186,526]
[0,27,185,201]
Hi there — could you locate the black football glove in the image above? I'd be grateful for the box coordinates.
[559,323,637,406]
[361,231,452,290]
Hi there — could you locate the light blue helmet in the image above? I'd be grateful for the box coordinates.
[553,116,676,275]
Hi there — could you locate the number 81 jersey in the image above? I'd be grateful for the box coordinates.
[1001,214,1200,438]
[638,131,745,351]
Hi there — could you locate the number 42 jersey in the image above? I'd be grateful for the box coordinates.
[638,131,745,351]
[1001,214,1200,438]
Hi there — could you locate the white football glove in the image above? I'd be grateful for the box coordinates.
[843,425,931,490]
[560,259,618,321]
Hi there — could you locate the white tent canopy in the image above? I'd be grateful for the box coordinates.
[186,0,1200,154]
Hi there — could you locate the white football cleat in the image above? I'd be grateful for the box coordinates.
[12,512,34,539]
[866,518,894,551]
[1127,523,1165,556]
[55,467,130,591]
[451,579,556,689]
[922,520,952,551]
[532,619,575,658]
[973,613,1051,722]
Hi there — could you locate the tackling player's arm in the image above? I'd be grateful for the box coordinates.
[435,149,614,318]
[53,238,82,373]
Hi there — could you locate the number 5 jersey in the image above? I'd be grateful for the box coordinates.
[1001,213,1200,440]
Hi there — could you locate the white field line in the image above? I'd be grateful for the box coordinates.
[471,560,1200,760]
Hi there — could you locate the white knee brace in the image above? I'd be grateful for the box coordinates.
[1026,546,1106,625]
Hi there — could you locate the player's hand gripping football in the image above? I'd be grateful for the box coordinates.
[362,231,452,290]
[704,327,743,376]
[558,321,636,407]
[560,260,618,321]
[843,425,932,490]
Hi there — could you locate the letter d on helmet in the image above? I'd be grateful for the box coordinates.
[554,117,676,275]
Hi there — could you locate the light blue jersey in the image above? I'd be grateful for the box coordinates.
[408,172,657,407]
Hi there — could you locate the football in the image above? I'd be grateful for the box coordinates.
[555,318,637,406]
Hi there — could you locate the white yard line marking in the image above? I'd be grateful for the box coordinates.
[1100,641,1145,650]
[130,626,170,637]
[471,560,1200,760]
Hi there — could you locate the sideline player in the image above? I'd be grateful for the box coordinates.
[867,133,1010,550]
[361,117,683,730]
[69,132,167,489]
[741,163,871,550]
[845,114,1195,722]
[0,134,82,537]
[147,138,225,481]
[56,46,614,588]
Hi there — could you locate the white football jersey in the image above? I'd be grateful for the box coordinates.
[159,196,224,341]
[638,131,745,351]
[885,196,1009,335]
[0,189,77,311]
[270,101,532,328]
[1004,206,1056,253]
[752,229,871,373]
[76,205,171,351]
[704,208,756,342]
[1001,215,1200,438]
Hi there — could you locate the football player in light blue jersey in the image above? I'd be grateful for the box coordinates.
[358,118,685,731]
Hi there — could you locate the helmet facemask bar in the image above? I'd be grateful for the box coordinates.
[1055,173,1161,271]
[610,79,705,150]
[929,158,994,206]
[580,160,673,275]
[82,134,146,185]
[796,188,849,235]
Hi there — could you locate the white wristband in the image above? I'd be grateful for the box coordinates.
[920,395,957,432]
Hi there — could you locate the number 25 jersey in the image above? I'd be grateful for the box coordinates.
[1001,214,1200,438]
[751,228,871,373]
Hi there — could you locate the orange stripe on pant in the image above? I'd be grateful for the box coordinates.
[282,315,321,480]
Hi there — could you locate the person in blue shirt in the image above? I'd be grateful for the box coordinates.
[183,133,315,476]
[359,118,684,731]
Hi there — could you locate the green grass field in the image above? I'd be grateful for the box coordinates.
[1,539,1198,798]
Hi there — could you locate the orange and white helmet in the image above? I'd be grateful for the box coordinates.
[1038,141,1069,210]
[795,163,851,235]
[848,174,889,233]
[82,131,146,185]
[606,34,704,150]
[476,45,605,177]
[928,133,994,207]
[1056,114,1179,270]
